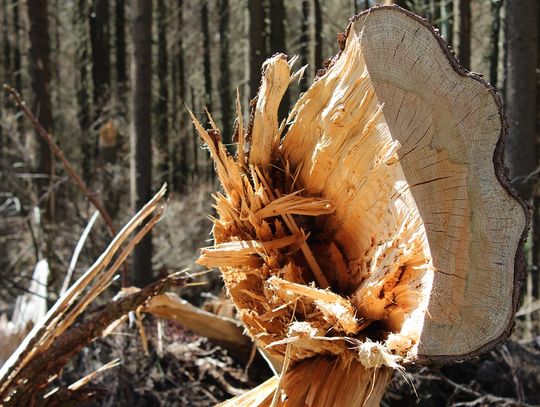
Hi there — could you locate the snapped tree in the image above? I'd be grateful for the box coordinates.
[195,6,528,406]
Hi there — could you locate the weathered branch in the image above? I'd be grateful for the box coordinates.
[2,84,117,243]
[1,273,186,406]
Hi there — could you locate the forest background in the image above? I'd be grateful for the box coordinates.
[0,0,539,405]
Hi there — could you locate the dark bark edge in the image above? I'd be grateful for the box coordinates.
[336,5,531,365]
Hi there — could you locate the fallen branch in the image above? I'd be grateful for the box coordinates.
[144,293,251,361]
[3,273,186,406]
[0,185,168,404]
[3,84,117,240]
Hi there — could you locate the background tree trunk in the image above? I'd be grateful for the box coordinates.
[202,1,212,114]
[504,0,538,202]
[27,0,54,215]
[300,0,310,93]
[130,0,153,287]
[115,0,127,115]
[171,0,188,193]
[248,0,266,99]
[269,0,289,121]
[157,0,170,187]
[314,0,323,71]
[90,0,111,120]
[455,0,471,69]
[219,0,233,151]
[74,0,93,184]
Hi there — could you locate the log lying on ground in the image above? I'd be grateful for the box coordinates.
[195,5,528,406]
[144,292,252,361]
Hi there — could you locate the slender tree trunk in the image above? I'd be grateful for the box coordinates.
[314,0,323,70]
[490,0,502,87]
[12,0,22,93]
[74,0,93,184]
[90,0,111,119]
[1,0,10,158]
[2,0,11,85]
[172,0,188,193]
[300,0,310,93]
[201,2,212,113]
[269,0,289,121]
[219,0,233,151]
[130,0,153,287]
[248,0,266,99]
[440,0,453,47]
[504,0,537,202]
[455,0,471,69]
[27,0,54,215]
[190,86,199,184]
[115,0,127,115]
[157,0,170,187]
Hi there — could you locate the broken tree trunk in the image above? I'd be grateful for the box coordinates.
[194,5,528,406]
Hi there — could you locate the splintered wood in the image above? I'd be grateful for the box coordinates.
[196,32,431,371]
[195,6,527,406]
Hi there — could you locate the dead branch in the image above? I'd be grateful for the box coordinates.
[0,185,167,402]
[2,85,118,258]
[2,273,186,406]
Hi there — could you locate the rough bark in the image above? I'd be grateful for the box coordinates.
[269,0,290,121]
[219,0,233,151]
[314,0,323,71]
[27,0,54,214]
[248,0,266,99]
[12,0,22,93]
[74,0,93,184]
[90,0,111,119]
[489,0,502,87]
[157,0,170,187]
[171,0,188,193]
[470,0,492,78]
[115,0,127,114]
[202,1,212,113]
[455,0,471,69]
[504,0,537,201]
[300,0,310,93]
[130,0,153,287]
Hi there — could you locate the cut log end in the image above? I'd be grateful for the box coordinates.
[193,4,527,405]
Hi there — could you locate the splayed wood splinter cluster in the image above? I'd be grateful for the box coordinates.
[194,6,527,406]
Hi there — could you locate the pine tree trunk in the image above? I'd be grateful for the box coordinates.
[202,2,212,113]
[115,0,127,114]
[489,0,502,86]
[27,0,54,215]
[171,0,188,193]
[440,0,453,47]
[314,0,323,70]
[504,0,537,202]
[300,0,310,93]
[12,0,22,93]
[90,0,111,119]
[130,0,153,287]
[455,0,471,69]
[74,0,93,184]
[248,0,266,99]
[269,0,289,121]
[219,0,233,151]
[157,0,170,187]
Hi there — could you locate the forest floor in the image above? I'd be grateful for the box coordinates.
[2,184,540,406]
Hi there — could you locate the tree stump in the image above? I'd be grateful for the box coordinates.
[195,5,528,406]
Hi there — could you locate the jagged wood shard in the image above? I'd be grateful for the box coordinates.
[195,5,528,406]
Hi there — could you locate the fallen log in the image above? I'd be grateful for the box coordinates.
[194,5,528,406]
